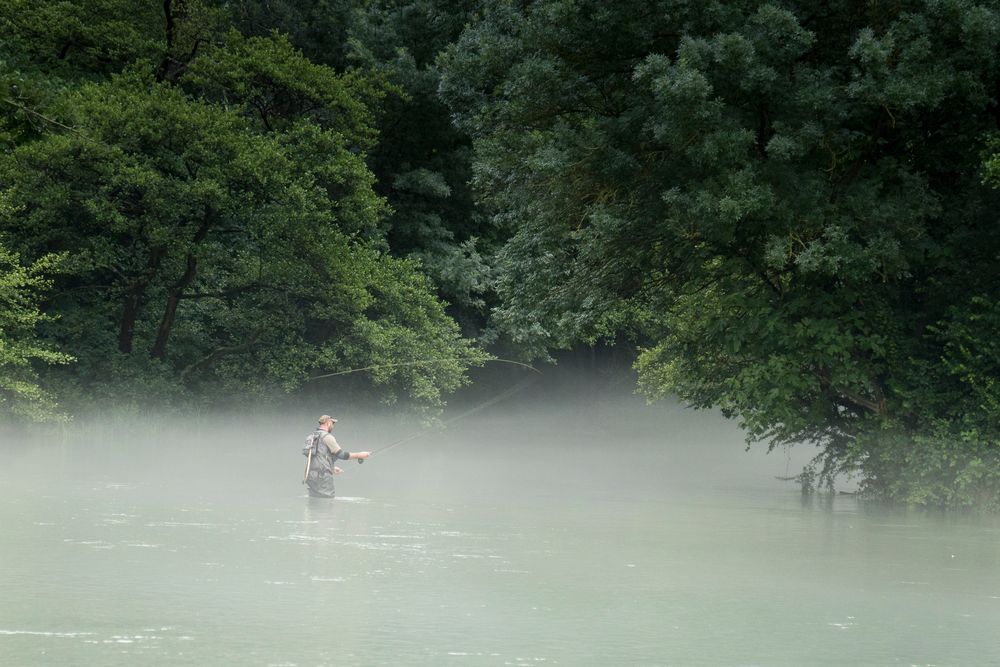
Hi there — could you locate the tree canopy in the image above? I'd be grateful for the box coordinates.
[440,0,1000,507]
[0,0,486,415]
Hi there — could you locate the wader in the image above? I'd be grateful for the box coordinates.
[305,430,338,498]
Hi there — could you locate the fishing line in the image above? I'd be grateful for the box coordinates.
[309,356,541,463]
[306,357,539,381]
[368,375,538,459]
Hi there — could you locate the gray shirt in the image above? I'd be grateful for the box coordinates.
[319,432,343,458]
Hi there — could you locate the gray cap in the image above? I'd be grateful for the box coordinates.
[318,415,338,425]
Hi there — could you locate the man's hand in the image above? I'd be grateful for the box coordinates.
[333,466,344,475]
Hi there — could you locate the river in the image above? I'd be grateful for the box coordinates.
[2,386,998,666]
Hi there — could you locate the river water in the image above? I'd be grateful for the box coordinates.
[2,389,999,666]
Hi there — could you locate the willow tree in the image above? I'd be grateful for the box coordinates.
[441,0,1000,507]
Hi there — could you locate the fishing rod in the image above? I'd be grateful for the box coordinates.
[366,375,539,461]
[308,356,541,464]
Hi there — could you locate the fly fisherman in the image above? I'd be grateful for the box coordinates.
[303,415,370,498]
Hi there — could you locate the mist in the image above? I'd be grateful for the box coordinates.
[2,372,999,665]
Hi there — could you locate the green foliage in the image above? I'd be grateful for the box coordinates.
[0,1,488,415]
[236,0,495,316]
[853,425,1000,511]
[183,30,381,146]
[313,248,489,410]
[0,236,73,421]
[0,0,164,79]
[347,1,492,311]
[442,0,1000,507]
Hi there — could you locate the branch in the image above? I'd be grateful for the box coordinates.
[816,368,887,417]
[179,326,267,379]
[2,98,88,138]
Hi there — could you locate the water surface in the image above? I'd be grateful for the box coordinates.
[2,393,998,665]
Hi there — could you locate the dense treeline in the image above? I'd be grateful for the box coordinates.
[439,0,1000,508]
[2,1,999,508]
[0,0,489,418]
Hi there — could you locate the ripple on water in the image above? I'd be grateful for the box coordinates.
[0,630,95,638]
[100,513,134,525]
[451,553,500,559]
[265,534,329,542]
[144,521,218,527]
[826,616,857,630]
[62,539,115,550]
[342,540,428,553]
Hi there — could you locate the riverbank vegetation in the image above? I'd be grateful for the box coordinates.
[2,1,999,509]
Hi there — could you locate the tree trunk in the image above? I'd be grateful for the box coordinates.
[118,246,164,354]
[155,0,188,83]
[150,254,197,360]
[118,292,142,354]
[150,217,212,360]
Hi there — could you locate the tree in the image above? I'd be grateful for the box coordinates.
[347,0,495,319]
[441,0,1000,506]
[0,4,488,412]
[0,0,163,80]
[0,197,73,420]
[229,0,496,323]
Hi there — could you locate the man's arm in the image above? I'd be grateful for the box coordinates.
[322,434,370,460]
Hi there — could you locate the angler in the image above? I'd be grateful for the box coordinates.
[302,415,370,498]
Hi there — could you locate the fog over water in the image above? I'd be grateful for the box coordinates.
[2,372,999,665]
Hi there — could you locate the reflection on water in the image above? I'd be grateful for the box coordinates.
[2,393,999,666]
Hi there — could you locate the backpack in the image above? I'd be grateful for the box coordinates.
[302,430,324,457]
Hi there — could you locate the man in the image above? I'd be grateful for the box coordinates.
[303,415,370,498]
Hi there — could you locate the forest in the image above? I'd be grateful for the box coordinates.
[2,0,999,509]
